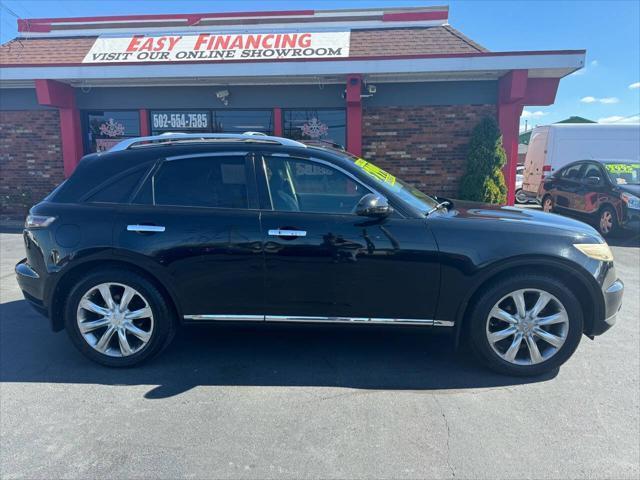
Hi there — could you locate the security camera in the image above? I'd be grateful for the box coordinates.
[216,89,230,105]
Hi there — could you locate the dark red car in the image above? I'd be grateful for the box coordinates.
[538,159,640,236]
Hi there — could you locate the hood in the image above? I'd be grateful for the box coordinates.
[615,184,640,196]
[446,200,601,239]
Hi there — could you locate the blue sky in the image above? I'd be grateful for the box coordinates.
[1,0,639,130]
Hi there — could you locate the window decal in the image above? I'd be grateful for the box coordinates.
[355,158,397,186]
[605,163,639,174]
[300,118,329,139]
[99,118,126,137]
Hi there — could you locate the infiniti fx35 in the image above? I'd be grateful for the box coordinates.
[16,133,624,376]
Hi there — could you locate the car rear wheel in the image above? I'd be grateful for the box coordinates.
[468,274,583,376]
[598,206,618,237]
[542,195,554,213]
[64,269,176,367]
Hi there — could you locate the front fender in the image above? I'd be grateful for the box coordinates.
[447,254,607,348]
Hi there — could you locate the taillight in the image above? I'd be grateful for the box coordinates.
[25,215,56,229]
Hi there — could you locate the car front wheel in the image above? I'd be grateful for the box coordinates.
[64,269,176,367]
[468,274,583,376]
[542,195,554,213]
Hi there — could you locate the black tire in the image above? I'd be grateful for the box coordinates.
[64,268,176,367]
[597,205,618,237]
[541,195,554,213]
[467,274,583,377]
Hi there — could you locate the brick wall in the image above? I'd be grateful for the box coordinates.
[0,110,64,215]
[362,104,497,197]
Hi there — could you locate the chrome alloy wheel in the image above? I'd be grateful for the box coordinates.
[76,282,154,357]
[600,210,613,234]
[485,289,569,365]
[515,190,528,204]
[542,197,553,213]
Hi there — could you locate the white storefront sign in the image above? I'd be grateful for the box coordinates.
[83,32,351,63]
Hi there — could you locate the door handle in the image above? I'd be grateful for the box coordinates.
[127,224,166,233]
[268,229,307,237]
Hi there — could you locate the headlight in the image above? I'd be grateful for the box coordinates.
[25,215,56,229]
[574,243,614,262]
[621,192,640,210]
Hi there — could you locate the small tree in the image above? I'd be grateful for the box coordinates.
[458,117,508,204]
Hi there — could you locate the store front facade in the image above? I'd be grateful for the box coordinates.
[0,5,585,213]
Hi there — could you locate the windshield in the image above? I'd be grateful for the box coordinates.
[350,157,439,212]
[604,162,640,185]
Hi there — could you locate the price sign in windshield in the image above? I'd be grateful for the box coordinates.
[151,111,210,131]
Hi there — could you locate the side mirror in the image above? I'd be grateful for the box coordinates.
[355,193,393,218]
[584,176,601,186]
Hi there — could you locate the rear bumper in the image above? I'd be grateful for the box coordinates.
[15,258,48,317]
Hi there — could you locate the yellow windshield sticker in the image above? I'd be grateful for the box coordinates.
[355,158,396,186]
[605,163,639,174]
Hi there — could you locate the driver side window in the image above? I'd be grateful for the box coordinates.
[561,163,585,181]
[263,156,370,214]
[583,164,604,181]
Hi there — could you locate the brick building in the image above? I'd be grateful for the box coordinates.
[0,5,584,214]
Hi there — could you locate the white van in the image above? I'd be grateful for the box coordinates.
[522,124,640,198]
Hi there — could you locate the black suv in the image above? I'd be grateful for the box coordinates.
[16,134,624,376]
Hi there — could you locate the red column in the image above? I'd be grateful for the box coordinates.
[139,109,150,136]
[35,79,83,177]
[346,74,362,156]
[273,107,283,136]
[498,102,524,205]
[497,70,528,205]
[57,108,82,177]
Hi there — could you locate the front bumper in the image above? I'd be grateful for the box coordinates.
[15,258,48,317]
[592,278,624,335]
[622,208,640,232]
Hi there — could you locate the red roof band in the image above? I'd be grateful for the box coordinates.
[17,8,449,33]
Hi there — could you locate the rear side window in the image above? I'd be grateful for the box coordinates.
[152,155,249,209]
[86,168,146,203]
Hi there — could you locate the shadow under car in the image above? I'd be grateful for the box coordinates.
[0,299,557,399]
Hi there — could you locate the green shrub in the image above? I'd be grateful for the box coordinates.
[458,117,508,204]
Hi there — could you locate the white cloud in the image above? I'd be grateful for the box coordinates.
[590,60,599,67]
[598,115,640,124]
[521,110,548,118]
[580,96,619,104]
[629,82,640,90]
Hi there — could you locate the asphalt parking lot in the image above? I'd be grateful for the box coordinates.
[1,230,639,479]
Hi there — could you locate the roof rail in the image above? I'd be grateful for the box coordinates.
[109,133,307,151]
